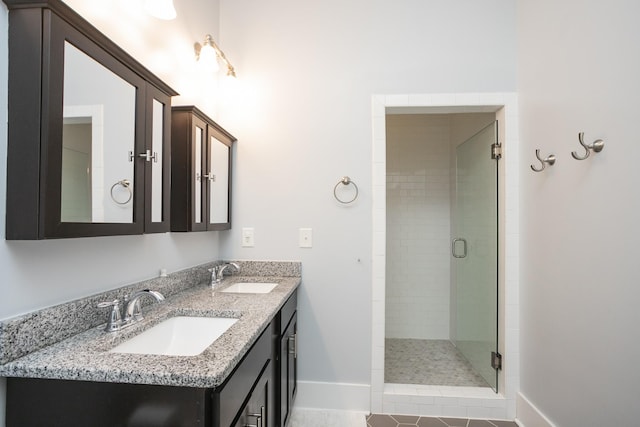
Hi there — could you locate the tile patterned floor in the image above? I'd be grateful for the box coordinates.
[290,408,367,426]
[367,414,518,427]
[385,339,489,387]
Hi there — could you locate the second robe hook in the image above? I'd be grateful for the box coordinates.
[571,132,604,160]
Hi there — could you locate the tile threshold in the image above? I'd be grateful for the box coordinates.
[385,383,500,398]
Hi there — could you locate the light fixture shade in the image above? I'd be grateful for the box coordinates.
[145,0,177,20]
[198,44,220,73]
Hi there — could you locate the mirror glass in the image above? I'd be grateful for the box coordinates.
[151,99,164,223]
[61,41,136,223]
[194,126,203,224]
[209,136,229,224]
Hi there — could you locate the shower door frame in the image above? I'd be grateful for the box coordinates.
[370,93,520,419]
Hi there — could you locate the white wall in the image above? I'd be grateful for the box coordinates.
[0,0,227,424]
[518,1,640,426]
[219,0,516,407]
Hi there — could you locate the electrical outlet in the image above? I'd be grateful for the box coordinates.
[242,228,254,247]
[299,228,312,248]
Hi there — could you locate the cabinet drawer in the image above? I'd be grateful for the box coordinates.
[214,323,273,427]
[279,291,297,334]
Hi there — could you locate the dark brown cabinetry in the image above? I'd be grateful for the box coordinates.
[278,292,298,427]
[233,361,272,427]
[171,106,236,232]
[3,0,177,239]
[213,323,274,427]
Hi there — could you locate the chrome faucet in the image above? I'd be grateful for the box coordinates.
[124,290,165,323]
[97,289,165,332]
[208,262,240,286]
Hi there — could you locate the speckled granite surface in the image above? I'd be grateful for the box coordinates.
[0,261,301,389]
[0,262,216,364]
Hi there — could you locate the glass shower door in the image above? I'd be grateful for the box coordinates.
[453,121,498,391]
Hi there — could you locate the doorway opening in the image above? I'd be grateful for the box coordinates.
[370,93,519,419]
[385,114,498,390]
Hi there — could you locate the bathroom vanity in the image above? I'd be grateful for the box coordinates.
[0,262,300,427]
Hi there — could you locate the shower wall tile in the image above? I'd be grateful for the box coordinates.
[386,115,451,340]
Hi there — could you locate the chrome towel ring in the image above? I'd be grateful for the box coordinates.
[110,179,132,205]
[334,176,359,204]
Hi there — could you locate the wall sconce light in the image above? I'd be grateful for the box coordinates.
[195,34,237,77]
[144,0,177,20]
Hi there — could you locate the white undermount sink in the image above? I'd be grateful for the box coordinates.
[220,282,278,294]
[110,316,238,357]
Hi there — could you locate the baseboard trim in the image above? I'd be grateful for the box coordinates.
[516,392,556,427]
[295,381,370,412]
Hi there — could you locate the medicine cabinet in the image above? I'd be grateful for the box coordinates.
[3,0,177,239]
[171,106,236,232]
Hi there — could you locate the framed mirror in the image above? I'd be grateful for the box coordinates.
[61,41,136,224]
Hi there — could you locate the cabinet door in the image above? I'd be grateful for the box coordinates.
[280,313,297,427]
[207,132,231,229]
[191,116,208,231]
[44,13,146,238]
[144,85,171,233]
[235,360,271,427]
[170,106,235,233]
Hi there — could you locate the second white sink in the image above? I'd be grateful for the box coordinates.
[221,282,278,294]
[110,316,238,357]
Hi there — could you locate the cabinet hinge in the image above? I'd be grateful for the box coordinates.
[491,351,502,370]
[491,143,502,160]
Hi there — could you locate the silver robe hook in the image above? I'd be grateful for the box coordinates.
[571,132,604,160]
[530,149,556,172]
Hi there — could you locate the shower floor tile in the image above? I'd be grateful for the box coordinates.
[384,338,489,387]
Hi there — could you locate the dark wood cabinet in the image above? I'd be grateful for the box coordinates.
[171,106,236,232]
[213,324,273,427]
[233,360,272,427]
[3,0,177,239]
[277,292,298,427]
[6,378,211,427]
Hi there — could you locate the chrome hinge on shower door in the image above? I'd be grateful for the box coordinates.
[491,143,502,160]
[491,351,503,370]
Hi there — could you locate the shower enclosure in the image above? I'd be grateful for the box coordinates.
[385,114,499,391]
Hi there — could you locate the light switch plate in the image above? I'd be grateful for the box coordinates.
[299,228,312,248]
[242,228,254,247]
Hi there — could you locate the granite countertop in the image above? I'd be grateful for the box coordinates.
[0,275,300,389]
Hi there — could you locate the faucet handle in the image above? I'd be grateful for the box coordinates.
[123,294,143,322]
[97,300,122,332]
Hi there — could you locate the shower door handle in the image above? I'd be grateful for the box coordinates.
[452,238,467,258]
